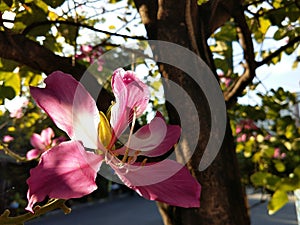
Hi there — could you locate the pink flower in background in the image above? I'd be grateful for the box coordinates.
[76,45,104,71]
[9,98,29,119]
[273,148,286,159]
[3,135,14,143]
[237,133,247,142]
[236,125,242,134]
[26,127,65,160]
[9,108,23,119]
[236,119,258,134]
[218,72,232,88]
[26,69,201,213]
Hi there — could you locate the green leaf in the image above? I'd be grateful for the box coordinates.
[0,72,21,97]
[277,176,300,192]
[42,0,65,8]
[294,166,300,178]
[251,172,280,190]
[3,0,13,7]
[259,17,271,34]
[292,60,299,69]
[273,28,286,40]
[285,124,295,139]
[285,45,297,55]
[0,58,19,71]
[108,0,122,3]
[0,2,10,11]
[262,147,275,158]
[274,160,286,172]
[197,0,209,6]
[151,81,162,92]
[251,172,270,186]
[36,0,49,13]
[57,21,78,45]
[14,4,48,32]
[19,68,43,86]
[0,85,15,102]
[268,190,288,215]
[43,34,63,52]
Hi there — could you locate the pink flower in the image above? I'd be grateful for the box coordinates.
[236,125,242,134]
[235,119,258,139]
[218,73,232,88]
[237,133,247,142]
[26,128,65,160]
[26,70,201,213]
[273,148,286,159]
[9,108,23,119]
[9,98,29,119]
[76,45,104,71]
[3,135,14,143]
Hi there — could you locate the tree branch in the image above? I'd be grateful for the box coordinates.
[0,199,70,225]
[0,141,29,163]
[224,7,257,107]
[0,31,86,79]
[256,36,300,67]
[22,20,147,40]
[0,30,113,112]
[134,0,158,39]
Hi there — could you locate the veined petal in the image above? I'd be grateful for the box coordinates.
[40,127,55,147]
[113,160,201,208]
[110,68,150,138]
[25,140,102,213]
[30,133,45,150]
[26,149,41,160]
[30,71,100,149]
[114,113,181,157]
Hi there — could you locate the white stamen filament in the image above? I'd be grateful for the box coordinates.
[122,108,137,163]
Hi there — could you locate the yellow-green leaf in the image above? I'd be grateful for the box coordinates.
[259,17,271,34]
[268,190,288,215]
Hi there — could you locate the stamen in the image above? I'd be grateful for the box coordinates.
[141,158,148,166]
[122,108,137,163]
[95,149,104,155]
[127,150,141,164]
[127,156,134,163]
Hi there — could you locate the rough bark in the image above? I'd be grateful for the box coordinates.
[134,0,250,224]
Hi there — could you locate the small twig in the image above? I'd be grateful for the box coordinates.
[22,20,147,40]
[0,141,29,163]
[256,36,300,67]
[0,199,71,225]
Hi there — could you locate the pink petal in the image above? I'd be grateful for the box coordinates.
[129,116,167,151]
[26,149,42,160]
[25,140,102,213]
[81,44,93,53]
[3,135,14,143]
[40,128,55,147]
[110,68,150,138]
[115,113,181,157]
[30,133,45,150]
[113,159,201,208]
[30,71,100,149]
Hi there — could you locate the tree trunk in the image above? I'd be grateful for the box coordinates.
[134,0,251,224]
